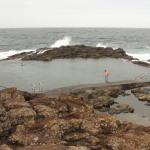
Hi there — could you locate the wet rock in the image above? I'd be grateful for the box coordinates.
[109,104,134,114]
[6,45,133,61]
[145,103,150,106]
[132,60,150,67]
[93,96,114,111]
[132,87,150,102]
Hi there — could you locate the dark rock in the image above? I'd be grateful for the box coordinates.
[132,60,150,67]
[93,96,114,110]
[6,45,133,61]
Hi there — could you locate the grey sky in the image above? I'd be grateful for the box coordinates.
[0,0,150,28]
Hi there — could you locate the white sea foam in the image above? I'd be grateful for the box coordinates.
[50,36,72,48]
[127,53,150,61]
[145,45,150,49]
[0,49,35,60]
[96,42,107,48]
[37,49,49,54]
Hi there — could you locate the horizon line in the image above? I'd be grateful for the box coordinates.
[0,26,150,29]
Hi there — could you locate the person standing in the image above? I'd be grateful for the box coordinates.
[104,69,109,83]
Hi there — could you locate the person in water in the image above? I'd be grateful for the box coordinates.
[104,69,109,83]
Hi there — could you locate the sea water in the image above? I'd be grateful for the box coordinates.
[0,28,150,61]
[0,58,150,91]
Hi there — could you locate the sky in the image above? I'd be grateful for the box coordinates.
[0,0,150,28]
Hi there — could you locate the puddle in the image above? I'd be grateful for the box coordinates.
[114,91,150,126]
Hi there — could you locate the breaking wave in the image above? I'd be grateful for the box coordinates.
[50,36,72,48]
[96,42,107,48]
[127,52,150,62]
[0,49,35,60]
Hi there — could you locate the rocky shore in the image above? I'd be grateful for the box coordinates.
[0,81,150,150]
[4,45,150,67]
[131,87,150,103]
[6,45,132,61]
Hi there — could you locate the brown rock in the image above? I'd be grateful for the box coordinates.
[109,104,134,114]
[34,105,57,118]
[8,107,36,125]
[106,131,150,150]
[0,87,150,150]
[4,100,31,110]
[9,124,38,146]
[0,106,11,136]
[0,144,13,150]
[0,88,25,103]
[66,146,90,150]
[132,87,150,102]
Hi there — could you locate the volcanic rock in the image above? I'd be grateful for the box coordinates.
[0,87,150,150]
[6,45,133,61]
[132,60,150,67]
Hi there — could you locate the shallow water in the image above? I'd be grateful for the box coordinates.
[0,58,150,92]
[115,91,150,126]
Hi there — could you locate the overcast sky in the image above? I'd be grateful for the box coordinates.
[0,0,150,28]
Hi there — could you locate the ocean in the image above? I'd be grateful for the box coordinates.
[0,28,150,92]
[0,28,150,60]
[0,28,150,125]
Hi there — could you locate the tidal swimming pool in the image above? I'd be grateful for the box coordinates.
[0,58,149,92]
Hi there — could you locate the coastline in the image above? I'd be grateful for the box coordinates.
[0,80,150,149]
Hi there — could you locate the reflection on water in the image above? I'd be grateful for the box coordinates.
[0,58,150,91]
[115,91,150,126]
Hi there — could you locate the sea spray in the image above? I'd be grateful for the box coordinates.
[50,36,72,48]
[0,49,35,60]
[96,42,107,48]
[127,53,150,61]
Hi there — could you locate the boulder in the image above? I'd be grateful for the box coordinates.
[33,105,57,118]
[132,87,150,102]
[9,124,38,146]
[4,100,31,110]
[93,96,114,110]
[8,107,36,126]
[0,106,11,136]
[0,87,150,150]
[109,104,134,114]
[0,88,25,103]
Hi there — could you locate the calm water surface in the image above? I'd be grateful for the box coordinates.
[0,58,149,91]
